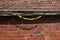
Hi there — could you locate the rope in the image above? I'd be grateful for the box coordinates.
[17,15,42,20]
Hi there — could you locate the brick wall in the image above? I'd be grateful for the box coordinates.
[0,0,60,11]
[0,23,60,40]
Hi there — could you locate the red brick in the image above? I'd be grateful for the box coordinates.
[0,23,60,40]
[0,0,60,11]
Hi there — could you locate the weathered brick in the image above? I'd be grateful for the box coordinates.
[0,23,60,40]
[0,0,60,11]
